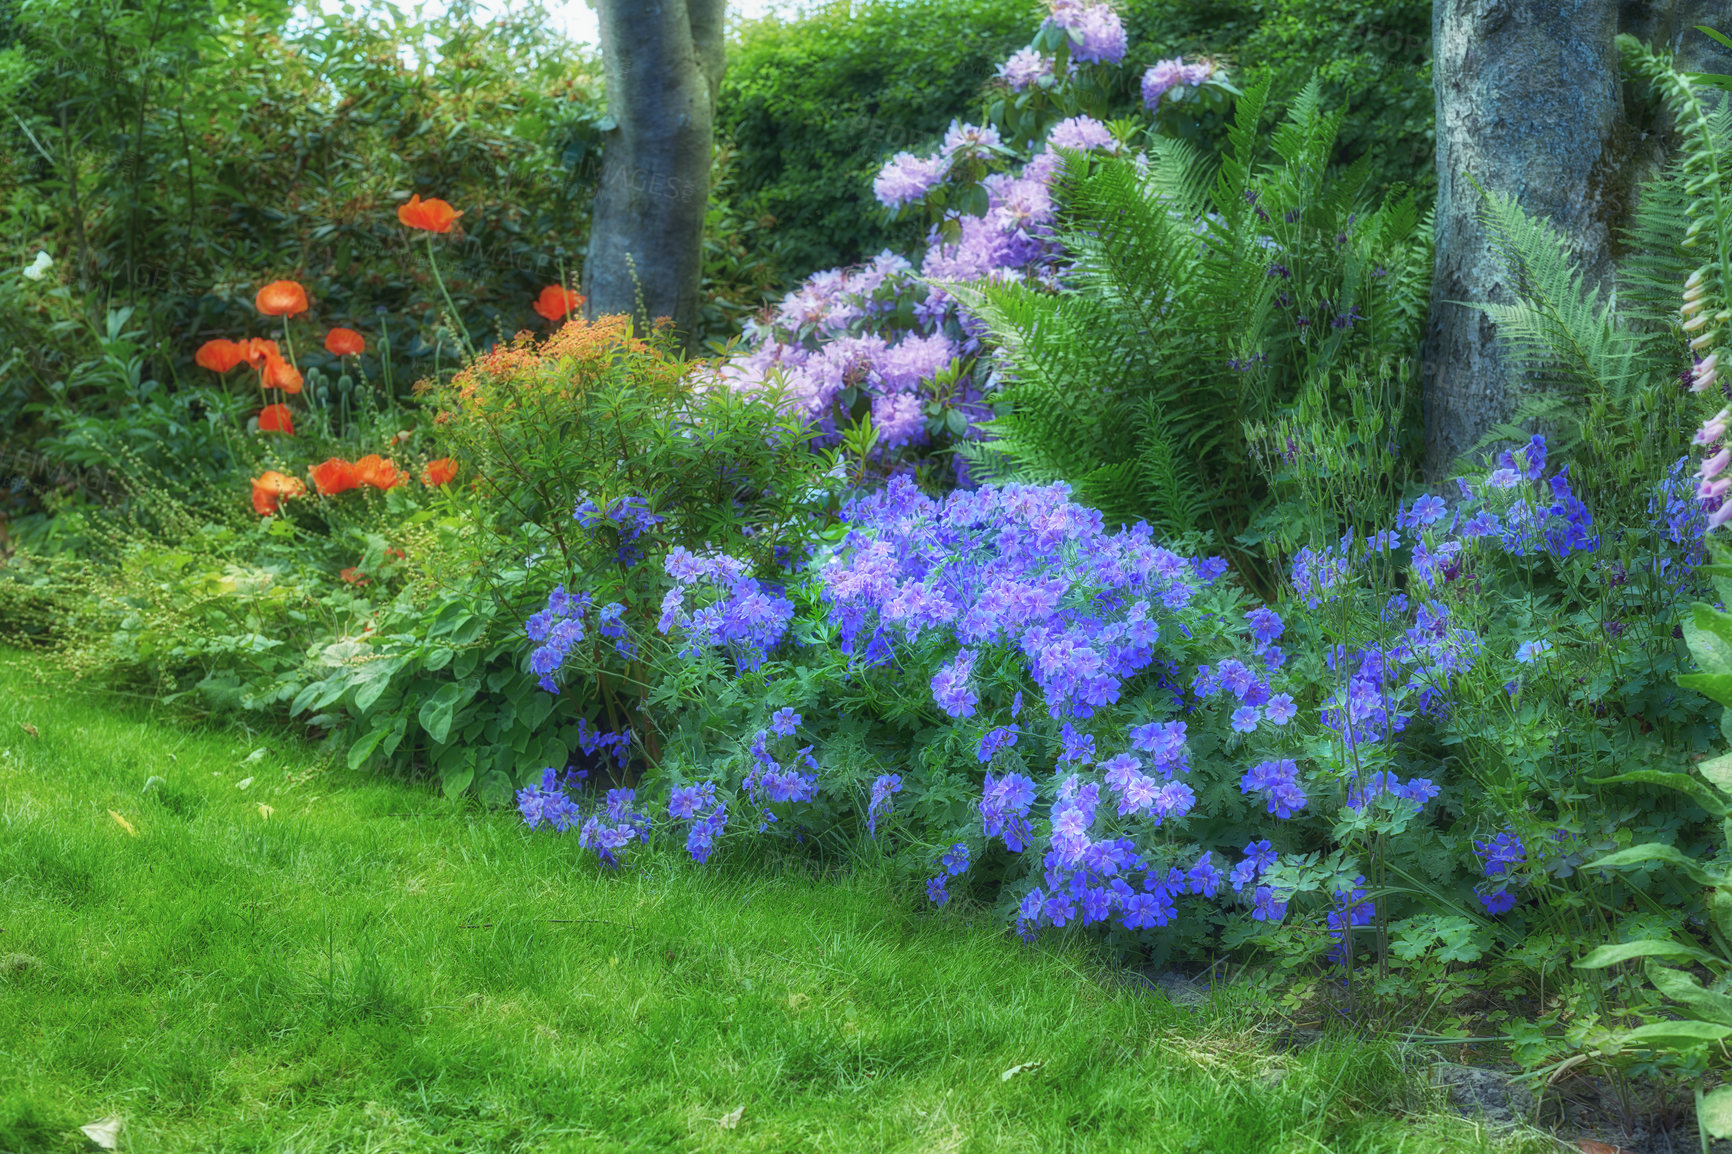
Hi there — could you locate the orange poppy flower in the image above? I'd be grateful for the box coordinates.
[196,338,245,373]
[397,194,462,233]
[237,337,281,367]
[251,471,306,515]
[261,353,303,394]
[532,285,584,322]
[257,404,295,435]
[255,280,309,317]
[325,327,365,356]
[353,454,402,490]
[340,567,370,586]
[421,457,458,486]
[309,457,361,496]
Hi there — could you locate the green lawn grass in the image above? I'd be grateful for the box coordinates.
[0,651,1547,1153]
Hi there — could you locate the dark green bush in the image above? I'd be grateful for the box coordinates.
[720,0,1433,282]
[718,0,1036,279]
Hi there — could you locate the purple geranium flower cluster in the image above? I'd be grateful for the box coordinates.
[526,584,592,693]
[657,547,794,673]
[518,772,648,867]
[823,476,1218,720]
[668,781,729,864]
[574,494,663,569]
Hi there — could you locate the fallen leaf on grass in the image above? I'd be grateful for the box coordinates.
[235,777,253,790]
[257,803,275,820]
[243,748,267,764]
[1001,1060,1046,1081]
[1576,1141,1631,1154]
[108,811,137,837]
[718,1106,745,1130]
[20,723,37,739]
[79,1115,122,1149]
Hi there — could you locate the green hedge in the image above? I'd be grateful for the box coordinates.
[718,0,1037,279]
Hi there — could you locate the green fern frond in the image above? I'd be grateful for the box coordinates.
[1470,188,1652,397]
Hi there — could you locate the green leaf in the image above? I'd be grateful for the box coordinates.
[1588,771,1732,818]
[1576,938,1720,969]
[441,761,475,799]
[1701,1085,1732,1139]
[1694,25,1732,52]
[1617,1019,1732,1049]
[417,682,466,744]
[347,724,389,770]
[1699,752,1732,798]
[1684,602,1732,683]
[353,665,394,713]
[1584,843,1720,887]
[1646,962,1732,1025]
[477,769,514,809]
[1678,671,1732,711]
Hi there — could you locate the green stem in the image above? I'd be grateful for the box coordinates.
[425,234,476,361]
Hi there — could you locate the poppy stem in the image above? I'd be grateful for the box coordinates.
[424,234,476,362]
[282,318,298,372]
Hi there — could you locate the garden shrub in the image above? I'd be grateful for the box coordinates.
[283,315,837,800]
[517,433,1716,998]
[954,78,1431,544]
[718,0,1037,279]
[719,0,1433,282]
[707,1,1241,492]
[0,276,834,804]
[0,0,782,520]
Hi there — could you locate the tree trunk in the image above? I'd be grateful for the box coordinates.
[1423,0,1627,478]
[584,0,726,350]
[1625,0,1732,75]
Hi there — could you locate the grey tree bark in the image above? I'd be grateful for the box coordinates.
[1423,0,1732,479]
[1422,0,1626,478]
[583,0,727,350]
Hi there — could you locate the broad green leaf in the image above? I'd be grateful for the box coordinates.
[441,761,475,799]
[353,665,394,713]
[1589,771,1731,818]
[1714,890,1732,944]
[1576,938,1719,969]
[1685,602,1732,682]
[1585,843,1719,887]
[379,715,409,760]
[1678,671,1732,710]
[417,683,466,744]
[1702,1085,1732,1139]
[1699,752,1732,798]
[347,725,389,770]
[1646,962,1732,1026]
[1617,1019,1732,1049]
[477,769,514,809]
